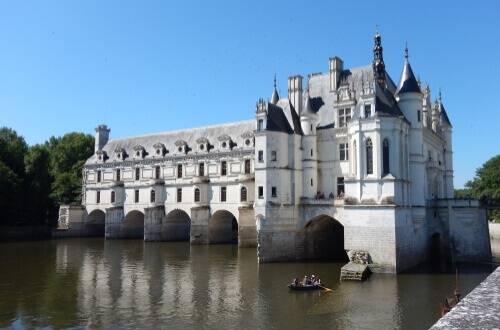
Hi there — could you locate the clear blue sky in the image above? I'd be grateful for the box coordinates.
[1,1,498,188]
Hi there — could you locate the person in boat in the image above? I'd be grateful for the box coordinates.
[291,277,300,287]
[303,276,308,285]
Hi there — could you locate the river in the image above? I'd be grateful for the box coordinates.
[0,238,499,329]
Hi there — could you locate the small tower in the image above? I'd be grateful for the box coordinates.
[94,124,110,153]
[438,92,454,198]
[300,92,318,198]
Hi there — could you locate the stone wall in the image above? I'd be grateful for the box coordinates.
[489,222,500,239]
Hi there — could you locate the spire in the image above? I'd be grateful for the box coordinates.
[395,43,421,95]
[372,29,386,84]
[270,74,280,105]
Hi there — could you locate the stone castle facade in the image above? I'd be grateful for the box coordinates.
[62,32,491,273]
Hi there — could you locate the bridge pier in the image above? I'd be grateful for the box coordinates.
[105,207,125,238]
[238,206,257,247]
[190,206,210,244]
[144,205,165,241]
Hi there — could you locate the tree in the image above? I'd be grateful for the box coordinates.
[25,144,54,226]
[465,154,500,222]
[48,132,94,207]
[0,128,27,225]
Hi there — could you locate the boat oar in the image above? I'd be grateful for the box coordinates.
[318,285,332,292]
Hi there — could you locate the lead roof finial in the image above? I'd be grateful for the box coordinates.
[405,42,409,60]
[439,88,442,102]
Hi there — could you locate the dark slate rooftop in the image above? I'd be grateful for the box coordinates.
[395,59,421,95]
[85,120,254,165]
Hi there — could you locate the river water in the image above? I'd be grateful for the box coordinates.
[0,238,499,329]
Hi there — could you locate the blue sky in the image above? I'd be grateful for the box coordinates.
[0,1,498,188]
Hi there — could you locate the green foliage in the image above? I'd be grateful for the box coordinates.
[465,154,500,199]
[454,188,472,199]
[465,154,500,222]
[48,133,94,206]
[0,127,94,227]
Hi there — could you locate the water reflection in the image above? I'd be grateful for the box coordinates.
[0,238,498,329]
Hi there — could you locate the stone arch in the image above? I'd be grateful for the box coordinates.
[209,210,238,244]
[296,215,348,262]
[122,210,145,238]
[164,209,191,241]
[86,209,106,236]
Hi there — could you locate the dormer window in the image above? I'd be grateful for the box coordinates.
[196,137,209,152]
[133,145,146,159]
[114,147,126,161]
[153,142,166,157]
[241,131,255,148]
[218,134,232,150]
[175,140,188,155]
[96,150,107,163]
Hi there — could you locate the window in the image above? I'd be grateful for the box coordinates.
[241,187,247,202]
[135,168,140,180]
[111,191,115,203]
[311,149,313,157]
[150,190,156,203]
[337,177,345,196]
[97,170,101,183]
[199,162,205,176]
[96,191,100,203]
[258,119,264,132]
[366,138,373,175]
[244,159,251,174]
[383,138,390,175]
[177,188,182,202]
[258,186,264,199]
[417,110,421,122]
[340,143,349,161]
[221,161,227,176]
[271,186,277,197]
[134,190,139,203]
[258,150,264,162]
[155,166,161,179]
[339,108,351,127]
[194,188,200,202]
[271,151,277,161]
[364,104,372,118]
[311,178,313,186]
[177,164,183,178]
[221,187,227,202]
[116,169,121,181]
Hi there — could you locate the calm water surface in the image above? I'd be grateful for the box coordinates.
[0,238,499,329]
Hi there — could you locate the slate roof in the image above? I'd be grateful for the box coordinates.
[439,102,452,127]
[85,120,255,165]
[395,59,421,95]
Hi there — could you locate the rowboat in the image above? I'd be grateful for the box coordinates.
[287,284,326,291]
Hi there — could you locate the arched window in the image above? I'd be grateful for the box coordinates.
[155,166,161,179]
[383,138,390,175]
[366,138,373,175]
[150,190,156,203]
[241,186,247,202]
[194,188,200,202]
[111,191,115,203]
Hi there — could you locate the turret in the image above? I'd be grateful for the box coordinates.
[438,93,454,197]
[395,45,423,127]
[300,92,318,198]
[94,124,110,153]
